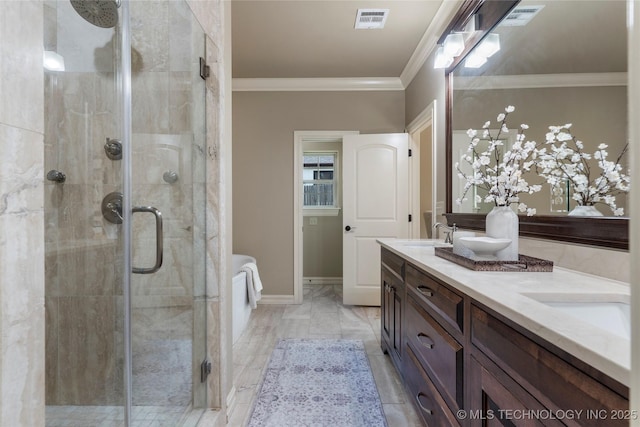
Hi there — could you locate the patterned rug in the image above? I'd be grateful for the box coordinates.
[247,339,388,427]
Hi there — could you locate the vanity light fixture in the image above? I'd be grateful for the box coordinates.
[443,33,465,57]
[464,51,488,68]
[434,33,465,69]
[43,50,65,71]
[476,33,500,58]
[434,46,454,69]
[464,33,500,68]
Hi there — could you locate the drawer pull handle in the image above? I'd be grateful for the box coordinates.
[415,393,433,415]
[417,333,434,349]
[417,286,433,297]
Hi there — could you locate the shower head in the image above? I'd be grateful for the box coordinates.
[70,0,119,28]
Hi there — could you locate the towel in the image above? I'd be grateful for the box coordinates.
[240,262,263,309]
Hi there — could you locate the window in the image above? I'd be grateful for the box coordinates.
[303,152,339,213]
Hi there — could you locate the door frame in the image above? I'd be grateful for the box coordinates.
[406,100,438,238]
[293,131,359,304]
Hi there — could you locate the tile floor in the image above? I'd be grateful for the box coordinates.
[227,284,422,426]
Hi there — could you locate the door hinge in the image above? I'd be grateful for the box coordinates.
[408,149,412,157]
[199,57,210,80]
[408,214,412,222]
[200,359,212,383]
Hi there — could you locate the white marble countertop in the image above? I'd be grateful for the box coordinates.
[378,238,631,387]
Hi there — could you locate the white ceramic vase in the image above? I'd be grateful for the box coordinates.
[485,206,519,261]
[567,205,603,217]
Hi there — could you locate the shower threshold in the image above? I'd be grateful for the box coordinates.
[45,404,203,427]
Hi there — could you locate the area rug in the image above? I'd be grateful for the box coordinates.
[247,339,388,427]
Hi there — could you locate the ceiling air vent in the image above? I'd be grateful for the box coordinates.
[500,5,545,27]
[354,9,389,29]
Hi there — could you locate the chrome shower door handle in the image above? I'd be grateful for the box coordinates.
[132,206,163,274]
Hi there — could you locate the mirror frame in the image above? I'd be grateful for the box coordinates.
[443,0,629,251]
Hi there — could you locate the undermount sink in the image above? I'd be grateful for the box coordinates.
[523,293,630,340]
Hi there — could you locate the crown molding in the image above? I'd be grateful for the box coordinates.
[454,72,628,90]
[232,77,404,92]
[400,0,463,88]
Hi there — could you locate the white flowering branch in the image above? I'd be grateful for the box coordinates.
[455,106,542,216]
[538,125,630,216]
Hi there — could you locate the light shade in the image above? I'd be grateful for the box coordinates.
[443,33,465,57]
[476,33,500,58]
[464,52,487,68]
[43,50,65,71]
[434,46,453,69]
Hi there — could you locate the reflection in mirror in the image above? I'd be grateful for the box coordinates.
[450,0,628,217]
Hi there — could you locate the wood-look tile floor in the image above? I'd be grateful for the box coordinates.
[228,284,422,426]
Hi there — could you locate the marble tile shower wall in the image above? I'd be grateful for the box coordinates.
[43,0,208,407]
[0,1,46,425]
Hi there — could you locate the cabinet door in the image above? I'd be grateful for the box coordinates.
[381,266,403,366]
[470,355,562,427]
[392,286,402,359]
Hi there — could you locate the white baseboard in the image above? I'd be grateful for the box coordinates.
[303,277,343,286]
[258,294,297,305]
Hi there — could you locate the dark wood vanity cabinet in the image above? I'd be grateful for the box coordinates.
[381,248,405,371]
[379,248,630,427]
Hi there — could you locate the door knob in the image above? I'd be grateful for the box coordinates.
[345,225,356,231]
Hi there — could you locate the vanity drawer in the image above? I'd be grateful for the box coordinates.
[381,248,404,279]
[406,263,463,334]
[406,294,463,411]
[403,345,461,427]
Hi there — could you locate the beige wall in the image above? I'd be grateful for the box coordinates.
[233,91,405,296]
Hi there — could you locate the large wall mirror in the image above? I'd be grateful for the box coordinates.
[444,0,629,250]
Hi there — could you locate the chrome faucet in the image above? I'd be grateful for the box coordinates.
[433,222,457,244]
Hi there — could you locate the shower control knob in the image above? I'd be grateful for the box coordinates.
[104,138,122,160]
[46,170,66,183]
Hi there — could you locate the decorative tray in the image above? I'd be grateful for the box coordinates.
[434,247,553,272]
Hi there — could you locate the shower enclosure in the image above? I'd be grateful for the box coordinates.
[43,1,208,425]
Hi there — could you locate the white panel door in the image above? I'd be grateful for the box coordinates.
[342,133,409,306]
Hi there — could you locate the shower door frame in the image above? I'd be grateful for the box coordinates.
[120,2,134,422]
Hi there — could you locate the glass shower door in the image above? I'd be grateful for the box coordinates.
[44,0,126,424]
[128,1,207,425]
